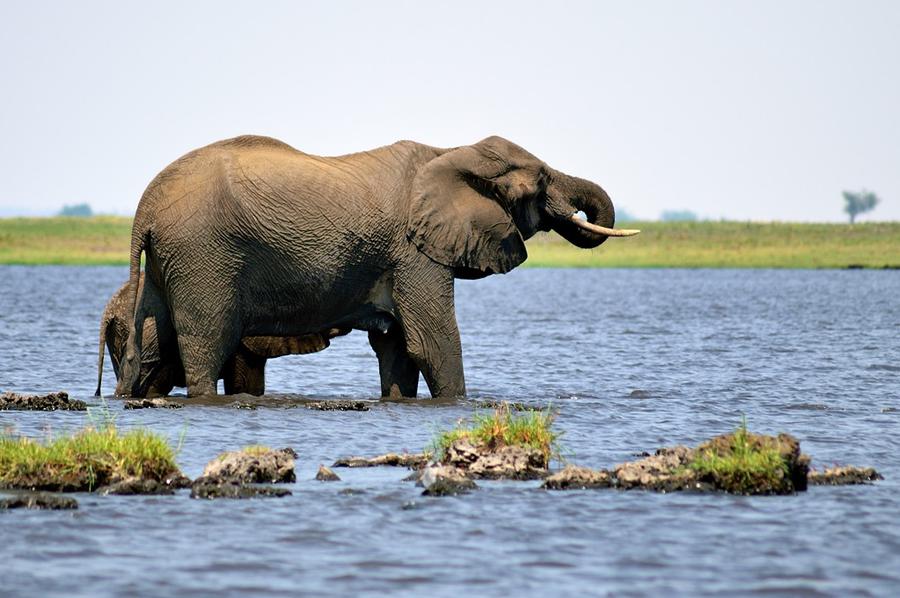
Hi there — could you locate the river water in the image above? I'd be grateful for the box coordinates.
[1,266,898,597]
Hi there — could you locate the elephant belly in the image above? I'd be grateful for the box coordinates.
[238,259,396,338]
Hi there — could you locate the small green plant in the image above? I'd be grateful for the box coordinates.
[688,418,790,494]
[430,403,561,464]
[215,445,272,460]
[0,424,181,491]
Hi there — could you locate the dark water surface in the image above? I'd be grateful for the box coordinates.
[1,266,898,597]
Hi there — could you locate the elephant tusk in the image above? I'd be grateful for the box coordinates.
[569,214,640,237]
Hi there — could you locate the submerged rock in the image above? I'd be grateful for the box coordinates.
[315,465,341,481]
[198,447,297,484]
[542,465,613,490]
[808,466,883,486]
[419,465,477,496]
[190,482,292,500]
[96,473,192,495]
[0,492,78,510]
[444,438,547,480]
[123,398,183,410]
[332,453,429,468]
[0,391,86,411]
[306,400,370,411]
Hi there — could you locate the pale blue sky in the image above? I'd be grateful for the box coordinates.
[1,1,898,221]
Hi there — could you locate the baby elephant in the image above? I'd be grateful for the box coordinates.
[97,276,347,397]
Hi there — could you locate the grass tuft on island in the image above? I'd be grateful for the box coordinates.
[431,403,560,464]
[0,425,180,492]
[1,217,898,268]
[687,419,792,494]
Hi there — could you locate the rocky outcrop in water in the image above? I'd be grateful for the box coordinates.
[542,432,880,495]
[0,391,86,411]
[442,438,547,480]
[306,400,370,411]
[190,447,297,499]
[315,465,341,481]
[190,482,292,500]
[808,466,883,485]
[542,465,613,489]
[197,447,297,484]
[96,474,192,495]
[0,492,78,510]
[419,464,477,496]
[123,398,183,409]
[332,453,428,468]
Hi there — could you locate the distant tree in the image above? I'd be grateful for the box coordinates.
[842,190,879,224]
[660,210,697,222]
[58,203,93,217]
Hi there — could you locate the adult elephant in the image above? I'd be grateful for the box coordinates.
[98,275,347,397]
[120,135,637,398]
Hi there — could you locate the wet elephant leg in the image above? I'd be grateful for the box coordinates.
[368,327,419,398]
[222,349,266,396]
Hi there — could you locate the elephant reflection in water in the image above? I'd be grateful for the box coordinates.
[114,135,637,398]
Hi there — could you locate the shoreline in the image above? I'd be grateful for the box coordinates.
[1,217,898,269]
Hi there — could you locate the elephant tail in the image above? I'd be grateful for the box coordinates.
[94,318,108,397]
[120,223,151,396]
[94,308,117,397]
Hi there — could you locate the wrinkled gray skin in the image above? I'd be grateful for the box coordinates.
[98,276,346,397]
[120,135,618,398]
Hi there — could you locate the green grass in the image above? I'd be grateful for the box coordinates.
[215,445,272,460]
[1,216,897,268]
[431,403,560,464]
[687,420,790,494]
[0,216,131,265]
[0,424,181,491]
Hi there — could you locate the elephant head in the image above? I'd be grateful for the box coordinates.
[97,278,183,398]
[408,136,637,278]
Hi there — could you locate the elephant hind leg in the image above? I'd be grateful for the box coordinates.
[222,350,267,396]
[176,329,240,397]
[368,326,419,399]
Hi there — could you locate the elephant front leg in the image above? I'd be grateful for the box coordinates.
[368,326,419,399]
[394,262,465,399]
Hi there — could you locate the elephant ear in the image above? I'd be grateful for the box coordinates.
[408,143,527,276]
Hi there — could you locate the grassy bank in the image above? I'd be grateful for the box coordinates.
[525,221,900,268]
[1,217,897,268]
[0,216,132,265]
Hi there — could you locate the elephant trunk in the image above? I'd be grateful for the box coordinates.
[544,171,639,248]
